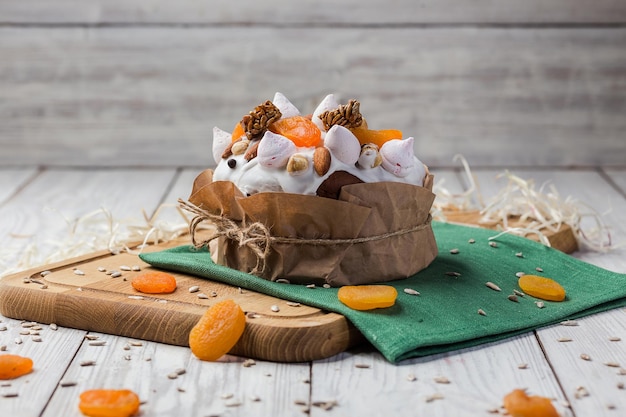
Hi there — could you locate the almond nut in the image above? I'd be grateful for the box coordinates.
[313,147,332,176]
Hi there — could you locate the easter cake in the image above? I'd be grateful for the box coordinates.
[182,93,437,286]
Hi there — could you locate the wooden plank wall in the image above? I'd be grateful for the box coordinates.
[1,1,625,168]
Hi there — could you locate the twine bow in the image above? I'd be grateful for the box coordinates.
[179,198,433,276]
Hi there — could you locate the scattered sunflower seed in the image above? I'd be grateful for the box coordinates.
[618,368,626,375]
[270,305,280,313]
[425,393,444,402]
[323,284,332,289]
[177,387,186,393]
[128,295,144,300]
[250,395,261,402]
[485,282,501,292]
[517,363,528,369]
[97,267,106,272]
[560,320,579,326]
[557,337,573,342]
[14,337,22,345]
[40,284,48,290]
[74,269,85,276]
[536,301,545,308]
[574,386,589,399]
[2,392,18,398]
[275,279,290,284]
[535,267,544,272]
[618,382,624,390]
[196,293,209,299]
[50,323,58,331]
[468,238,476,244]
[85,335,99,340]
[445,271,461,277]
[175,368,186,375]
[294,400,308,406]
[516,272,526,278]
[513,289,525,297]
[403,288,420,296]
[508,294,519,303]
[489,241,498,248]
[449,248,460,254]
[89,341,106,346]
[110,271,122,278]
[608,336,621,342]
[580,354,592,361]
[221,393,234,400]
[242,358,256,367]
[23,277,31,284]
[123,344,131,351]
[188,286,200,293]
[80,360,96,367]
[123,354,131,361]
[32,336,42,342]
[0,345,6,351]
[132,265,141,271]
[515,252,523,258]
[306,284,316,289]
[119,265,132,271]
[0,325,6,331]
[40,270,51,277]
[247,312,261,319]
[478,309,487,316]
[604,361,621,368]
[312,400,338,411]
[210,291,218,297]
[129,341,143,347]
[434,376,450,384]
[59,380,77,387]
[286,301,301,307]
[354,363,370,369]
[406,373,417,382]
[167,372,179,380]
[19,330,29,336]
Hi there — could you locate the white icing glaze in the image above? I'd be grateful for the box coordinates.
[212,93,427,196]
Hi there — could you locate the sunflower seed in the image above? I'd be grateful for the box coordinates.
[489,241,498,247]
[407,373,417,381]
[558,337,573,342]
[167,372,179,380]
[250,395,261,402]
[403,288,420,296]
[0,345,6,351]
[50,323,58,331]
[275,279,290,284]
[508,294,519,303]
[85,335,99,340]
[425,393,444,402]
[536,301,545,308]
[242,359,256,367]
[221,393,234,399]
[32,336,42,342]
[580,353,592,361]
[40,270,51,277]
[618,368,626,375]
[323,284,332,289]
[306,284,316,289]
[286,301,301,307]
[119,265,132,271]
[132,265,141,271]
[14,337,22,345]
[89,341,106,346]
[129,341,143,347]
[312,400,338,411]
[449,248,460,254]
[618,382,624,390]
[485,282,501,291]
[516,272,526,278]
[110,271,122,278]
[515,252,523,258]
[123,354,131,361]
[80,360,96,367]
[354,363,370,369]
[0,325,6,331]
[97,267,106,272]
[270,305,280,313]
[604,361,621,368]
[59,380,77,387]
[445,271,461,277]
[574,386,589,399]
[196,293,209,299]
[517,363,528,369]
[210,291,218,297]
[188,286,200,293]
[468,238,476,244]
[609,336,621,342]
[434,376,450,384]
[74,269,85,276]
[128,295,144,300]
[560,320,579,326]
[535,267,544,272]
[478,309,487,316]
[2,392,18,398]
[19,330,29,335]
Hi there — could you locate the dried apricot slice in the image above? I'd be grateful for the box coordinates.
[0,354,33,380]
[189,299,246,361]
[131,271,177,294]
[337,285,398,311]
[351,126,403,148]
[503,389,559,417]
[518,275,566,302]
[79,389,140,417]
[231,121,245,142]
[269,115,322,147]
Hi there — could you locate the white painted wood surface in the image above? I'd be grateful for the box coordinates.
[2,0,626,24]
[1,167,625,416]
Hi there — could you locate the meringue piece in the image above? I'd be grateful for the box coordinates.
[273,92,300,119]
[357,143,382,169]
[257,131,297,168]
[286,154,310,176]
[312,94,340,132]
[380,137,415,178]
[212,127,232,165]
[324,125,361,165]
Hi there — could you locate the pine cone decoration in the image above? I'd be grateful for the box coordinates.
[319,99,363,131]
[240,100,282,141]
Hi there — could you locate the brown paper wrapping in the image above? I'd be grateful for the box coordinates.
[187,169,438,287]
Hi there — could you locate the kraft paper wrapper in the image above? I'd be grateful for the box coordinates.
[188,169,437,287]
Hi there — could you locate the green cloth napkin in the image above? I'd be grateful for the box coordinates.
[140,222,626,363]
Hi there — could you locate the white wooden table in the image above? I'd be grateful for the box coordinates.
[0,166,625,417]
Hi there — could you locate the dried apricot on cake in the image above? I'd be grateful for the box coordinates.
[0,354,33,380]
[337,285,398,311]
[351,126,403,148]
[269,115,322,147]
[189,299,246,361]
[79,389,140,417]
[503,389,559,417]
[518,275,566,302]
[131,271,177,294]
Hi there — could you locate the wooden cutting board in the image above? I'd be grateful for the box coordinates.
[0,238,363,363]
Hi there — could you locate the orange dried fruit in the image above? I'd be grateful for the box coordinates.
[518,275,566,302]
[231,121,245,142]
[503,389,559,417]
[351,126,403,148]
[0,354,33,380]
[269,115,322,147]
[337,285,398,311]
[189,299,246,361]
[79,389,140,417]
[131,271,177,294]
